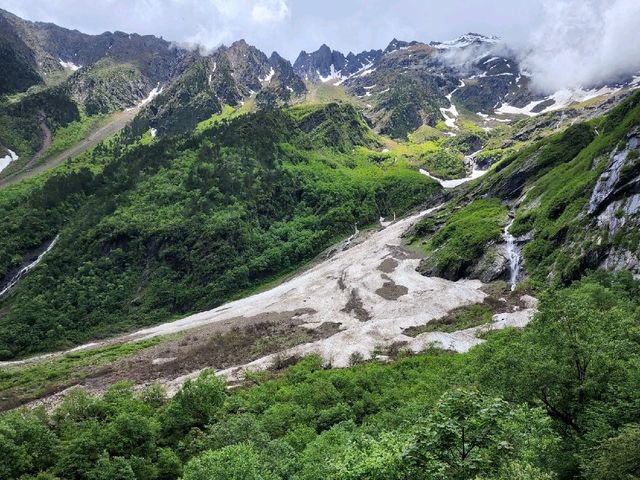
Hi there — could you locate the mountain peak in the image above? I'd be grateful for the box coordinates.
[384,38,417,54]
[430,32,500,49]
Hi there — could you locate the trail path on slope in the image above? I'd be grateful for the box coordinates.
[0,108,139,190]
[29,112,53,168]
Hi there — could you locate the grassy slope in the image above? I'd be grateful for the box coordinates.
[408,91,640,285]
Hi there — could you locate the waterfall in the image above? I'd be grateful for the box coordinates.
[503,217,521,291]
[0,235,59,298]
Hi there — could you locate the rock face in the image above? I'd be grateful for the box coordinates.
[293,44,385,83]
[66,59,152,115]
[470,244,510,283]
[589,132,640,215]
[0,12,42,94]
[587,128,640,277]
[294,44,346,81]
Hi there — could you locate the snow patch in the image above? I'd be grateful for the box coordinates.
[140,83,163,106]
[420,168,488,188]
[59,59,81,71]
[127,83,164,111]
[431,33,499,50]
[496,85,621,117]
[260,67,275,83]
[318,64,343,83]
[0,149,19,173]
[355,67,376,78]
[419,149,488,188]
[439,81,465,129]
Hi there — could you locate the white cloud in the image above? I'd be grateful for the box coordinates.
[0,0,290,53]
[251,0,289,24]
[524,0,640,92]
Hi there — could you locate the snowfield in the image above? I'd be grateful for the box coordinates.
[496,86,622,116]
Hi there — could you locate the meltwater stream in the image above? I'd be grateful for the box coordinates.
[0,235,59,298]
[503,216,521,291]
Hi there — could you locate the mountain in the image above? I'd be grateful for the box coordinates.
[1,8,640,480]
[296,34,640,138]
[293,44,383,82]
[1,9,639,360]
[0,8,188,85]
[128,40,306,137]
[0,10,307,180]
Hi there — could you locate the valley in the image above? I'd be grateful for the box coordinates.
[1,205,537,411]
[0,4,639,479]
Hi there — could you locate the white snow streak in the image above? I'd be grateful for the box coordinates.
[59,59,81,71]
[260,67,275,83]
[0,149,19,174]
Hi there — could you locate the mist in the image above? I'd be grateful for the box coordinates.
[523,0,640,93]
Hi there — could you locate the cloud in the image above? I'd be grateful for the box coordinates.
[251,0,289,24]
[523,0,640,92]
[0,0,291,53]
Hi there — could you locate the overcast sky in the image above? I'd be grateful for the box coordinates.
[1,0,639,91]
[0,0,545,59]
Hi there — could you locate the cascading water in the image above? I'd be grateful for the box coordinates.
[503,217,521,291]
[0,235,59,298]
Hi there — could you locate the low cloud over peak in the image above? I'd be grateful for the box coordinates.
[523,0,640,92]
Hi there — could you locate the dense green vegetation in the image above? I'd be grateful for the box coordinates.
[0,103,438,359]
[36,113,107,165]
[412,198,507,280]
[374,74,444,139]
[1,272,638,479]
[418,148,466,179]
[506,91,640,285]
[0,88,79,164]
[407,91,640,285]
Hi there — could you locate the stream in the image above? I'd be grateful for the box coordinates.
[503,216,521,291]
[0,235,59,299]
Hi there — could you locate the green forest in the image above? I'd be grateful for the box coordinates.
[2,272,639,480]
[0,103,439,359]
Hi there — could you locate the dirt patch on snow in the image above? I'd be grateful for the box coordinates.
[375,273,409,300]
[18,309,341,411]
[341,288,371,321]
[377,258,399,273]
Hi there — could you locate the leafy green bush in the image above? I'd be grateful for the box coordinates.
[417,198,507,280]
